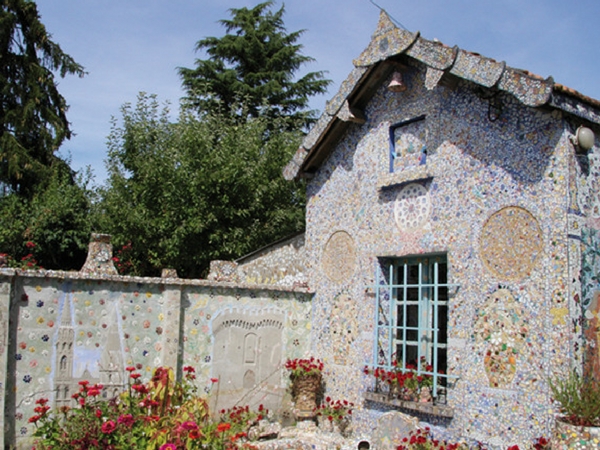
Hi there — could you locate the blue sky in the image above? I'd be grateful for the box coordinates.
[34,0,600,185]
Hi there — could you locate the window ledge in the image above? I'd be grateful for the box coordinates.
[377,164,438,190]
[364,391,454,418]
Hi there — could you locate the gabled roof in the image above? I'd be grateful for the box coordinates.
[284,11,600,181]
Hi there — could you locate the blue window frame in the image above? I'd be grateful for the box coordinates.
[389,115,427,173]
[373,254,450,399]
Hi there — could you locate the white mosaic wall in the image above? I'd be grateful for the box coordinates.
[305,61,580,447]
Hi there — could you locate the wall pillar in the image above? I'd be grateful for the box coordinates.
[159,284,182,375]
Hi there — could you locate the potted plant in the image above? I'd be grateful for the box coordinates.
[284,357,324,419]
[315,396,354,436]
[548,369,600,448]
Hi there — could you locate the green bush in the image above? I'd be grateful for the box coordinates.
[549,369,600,426]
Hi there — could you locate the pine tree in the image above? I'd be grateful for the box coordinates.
[0,0,85,197]
[178,1,331,129]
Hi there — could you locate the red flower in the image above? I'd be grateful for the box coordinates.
[125,366,136,372]
[87,388,100,397]
[129,373,141,380]
[189,429,201,439]
[101,420,117,434]
[217,422,231,433]
[25,241,35,248]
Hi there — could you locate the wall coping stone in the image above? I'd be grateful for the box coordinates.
[0,268,313,294]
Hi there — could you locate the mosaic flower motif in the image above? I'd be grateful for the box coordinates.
[474,288,529,388]
[23,375,31,383]
[36,300,43,308]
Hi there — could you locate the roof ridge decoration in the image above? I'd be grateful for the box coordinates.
[353,10,419,67]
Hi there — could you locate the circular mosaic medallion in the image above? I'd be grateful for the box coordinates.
[480,206,542,280]
[394,183,431,231]
[322,231,356,283]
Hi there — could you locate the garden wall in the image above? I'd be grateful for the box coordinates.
[0,253,312,448]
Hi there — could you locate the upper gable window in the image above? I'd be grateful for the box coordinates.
[389,115,426,173]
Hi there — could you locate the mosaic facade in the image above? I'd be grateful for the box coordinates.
[296,11,600,448]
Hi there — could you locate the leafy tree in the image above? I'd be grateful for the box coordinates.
[178,1,331,129]
[96,93,305,278]
[0,0,85,197]
[0,164,94,270]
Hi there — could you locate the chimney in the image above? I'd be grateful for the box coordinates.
[80,233,118,276]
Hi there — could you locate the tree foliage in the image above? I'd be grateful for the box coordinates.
[0,165,93,270]
[0,0,85,197]
[178,1,330,129]
[96,94,305,278]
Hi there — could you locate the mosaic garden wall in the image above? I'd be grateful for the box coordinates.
[304,58,588,447]
[0,270,312,448]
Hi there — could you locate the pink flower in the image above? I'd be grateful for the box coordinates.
[180,421,198,430]
[101,420,117,434]
[117,414,135,427]
[159,444,177,450]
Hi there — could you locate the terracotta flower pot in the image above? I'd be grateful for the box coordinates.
[291,373,321,419]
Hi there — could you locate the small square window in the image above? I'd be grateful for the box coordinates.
[389,115,427,172]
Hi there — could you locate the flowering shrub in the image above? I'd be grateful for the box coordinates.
[0,241,43,270]
[315,396,353,423]
[284,357,324,378]
[397,429,549,450]
[112,241,135,275]
[30,366,265,449]
[397,428,468,450]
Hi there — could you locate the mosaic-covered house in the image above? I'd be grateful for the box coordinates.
[283,11,600,447]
